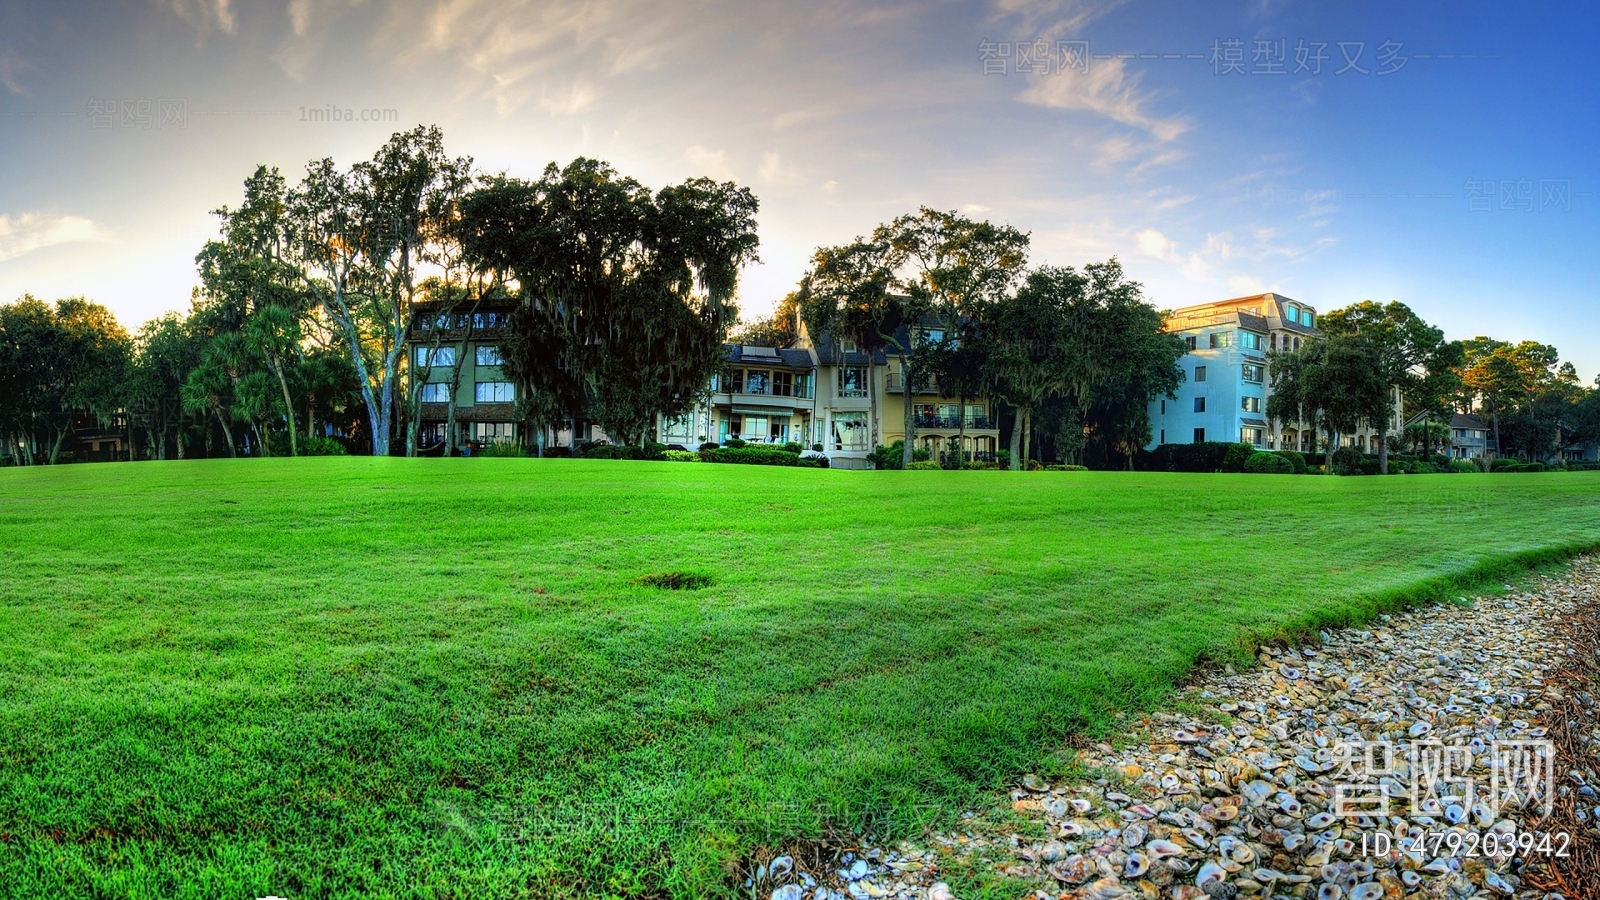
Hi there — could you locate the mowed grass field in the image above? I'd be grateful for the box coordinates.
[4,459,1600,899]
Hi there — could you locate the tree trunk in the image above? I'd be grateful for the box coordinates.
[216,410,238,458]
[1009,405,1025,471]
[48,426,68,465]
[956,392,967,469]
[271,360,298,456]
[1378,431,1389,475]
[901,358,915,468]
[1324,427,1335,471]
[1023,408,1033,467]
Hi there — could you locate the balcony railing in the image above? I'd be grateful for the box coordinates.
[913,415,994,430]
[723,383,814,399]
[886,373,942,393]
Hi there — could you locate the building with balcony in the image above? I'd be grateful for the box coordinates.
[407,301,525,451]
[1147,293,1402,454]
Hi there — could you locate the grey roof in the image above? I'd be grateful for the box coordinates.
[725,344,816,368]
[810,333,888,366]
[1236,312,1270,333]
[1241,417,1269,427]
[1450,413,1487,430]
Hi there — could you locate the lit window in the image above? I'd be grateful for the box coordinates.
[470,421,516,443]
[475,382,515,402]
[1242,364,1265,383]
[1241,396,1262,413]
[476,345,504,366]
[1209,332,1232,349]
[414,346,456,367]
[1240,331,1262,351]
[838,366,867,398]
[833,412,869,450]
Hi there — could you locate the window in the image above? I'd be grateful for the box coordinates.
[475,381,515,403]
[1241,426,1264,447]
[1241,396,1262,413]
[1184,335,1197,351]
[1160,400,1166,415]
[840,338,857,353]
[1242,363,1265,383]
[1209,332,1232,349]
[1240,331,1262,351]
[1300,309,1313,327]
[838,366,867,398]
[772,371,793,396]
[1194,365,1207,382]
[1193,427,1206,443]
[1292,337,1301,350]
[832,411,869,450]
[792,373,812,399]
[1160,429,1166,444]
[420,383,452,403]
[737,415,770,441]
[965,404,986,427]
[419,422,447,445]
[663,415,694,444]
[744,370,770,395]
[1193,397,1206,413]
[920,328,944,346]
[476,345,504,366]
[471,421,516,443]
[414,346,456,368]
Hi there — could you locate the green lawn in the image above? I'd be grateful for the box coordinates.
[3,459,1599,899]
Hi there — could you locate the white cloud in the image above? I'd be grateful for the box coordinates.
[962,203,992,214]
[1228,275,1272,294]
[685,145,734,180]
[0,213,109,263]
[164,0,237,37]
[1136,228,1177,261]
[757,151,801,186]
[0,53,33,96]
[538,81,598,116]
[1017,59,1189,141]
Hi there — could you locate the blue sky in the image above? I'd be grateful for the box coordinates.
[1,1,1596,373]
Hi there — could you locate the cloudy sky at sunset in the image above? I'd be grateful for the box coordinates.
[1,1,1596,370]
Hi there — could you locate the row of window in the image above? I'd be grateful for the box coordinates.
[1184,328,1308,354]
[419,382,515,403]
[1187,363,1263,384]
[1156,427,1266,446]
[416,311,511,331]
[1161,390,1263,414]
[719,368,814,398]
[414,345,504,368]
[418,421,517,444]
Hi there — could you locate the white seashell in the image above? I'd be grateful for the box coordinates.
[1146,839,1184,859]
[1124,851,1150,878]
[1346,883,1383,900]
[926,883,953,900]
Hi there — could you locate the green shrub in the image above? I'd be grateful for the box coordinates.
[1490,457,1519,471]
[1026,459,1043,471]
[1140,441,1238,473]
[1243,451,1294,474]
[912,447,932,462]
[796,457,826,468]
[963,460,989,470]
[1450,459,1479,473]
[995,449,1012,468]
[480,441,529,458]
[1272,450,1307,474]
[1220,442,1256,473]
[1525,462,1547,473]
[812,442,824,452]
[541,446,573,458]
[869,441,906,470]
[303,436,348,456]
[643,441,668,461]
[723,437,747,449]
[1357,458,1381,476]
[781,442,802,454]
[698,442,719,451]
[582,444,646,460]
[708,447,800,466]
[1044,464,1088,471]
[663,450,700,462]
[906,460,942,470]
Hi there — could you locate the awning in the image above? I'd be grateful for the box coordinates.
[1241,417,1269,427]
[732,406,794,417]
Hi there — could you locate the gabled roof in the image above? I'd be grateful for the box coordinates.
[724,344,817,368]
[810,332,888,366]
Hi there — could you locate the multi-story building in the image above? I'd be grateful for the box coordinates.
[1147,293,1402,453]
[657,313,1001,468]
[408,300,525,450]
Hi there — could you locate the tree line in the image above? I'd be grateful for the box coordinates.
[3,125,1596,469]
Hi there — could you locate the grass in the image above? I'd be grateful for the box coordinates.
[3,459,1600,899]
